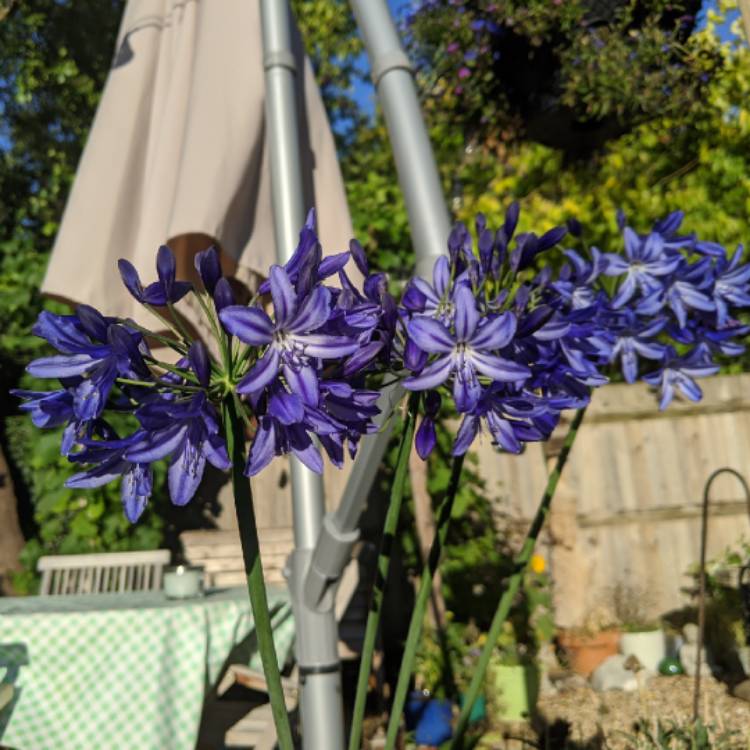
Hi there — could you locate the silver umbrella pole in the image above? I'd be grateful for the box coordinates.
[304,0,450,612]
[260,3,345,749]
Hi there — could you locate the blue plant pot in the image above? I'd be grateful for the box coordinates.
[415,699,453,746]
[405,690,429,730]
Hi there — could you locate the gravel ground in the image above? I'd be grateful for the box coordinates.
[478,675,750,749]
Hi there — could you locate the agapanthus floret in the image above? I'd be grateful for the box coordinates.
[711,246,750,327]
[642,346,720,410]
[118,245,192,306]
[219,265,359,404]
[257,209,350,296]
[66,435,153,523]
[403,284,530,413]
[26,307,151,421]
[604,229,682,308]
[125,391,231,507]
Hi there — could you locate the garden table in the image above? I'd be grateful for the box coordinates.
[0,586,294,750]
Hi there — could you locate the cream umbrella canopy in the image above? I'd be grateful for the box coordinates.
[42,0,356,325]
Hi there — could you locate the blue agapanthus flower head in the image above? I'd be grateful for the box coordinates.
[579,210,750,408]
[398,206,606,457]
[15,218,385,521]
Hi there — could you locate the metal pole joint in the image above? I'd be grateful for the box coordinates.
[305,515,360,610]
[371,50,413,86]
[263,50,297,74]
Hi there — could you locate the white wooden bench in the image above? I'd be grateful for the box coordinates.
[37,549,171,595]
[181,528,293,588]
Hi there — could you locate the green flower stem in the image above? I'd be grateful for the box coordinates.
[348,393,420,750]
[144,303,190,345]
[450,405,589,749]
[144,358,201,385]
[384,451,466,750]
[123,321,188,354]
[167,301,195,344]
[222,397,294,750]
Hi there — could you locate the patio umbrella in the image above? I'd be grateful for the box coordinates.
[42,0,356,328]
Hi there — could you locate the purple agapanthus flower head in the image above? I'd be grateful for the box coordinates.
[219,252,383,475]
[398,207,600,457]
[584,211,750,408]
[16,216,387,519]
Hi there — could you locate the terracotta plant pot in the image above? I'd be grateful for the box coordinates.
[558,629,620,677]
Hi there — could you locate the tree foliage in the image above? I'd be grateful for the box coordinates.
[0,0,124,389]
[0,1,168,578]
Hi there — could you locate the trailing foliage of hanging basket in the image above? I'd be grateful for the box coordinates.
[405,0,719,155]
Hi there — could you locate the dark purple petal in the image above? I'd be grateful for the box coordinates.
[108,324,149,378]
[349,239,369,277]
[424,391,441,417]
[245,418,277,476]
[219,306,274,345]
[168,440,206,506]
[538,225,567,251]
[126,425,187,462]
[283,364,320,406]
[121,465,152,522]
[195,246,222,294]
[269,389,305,425]
[403,356,452,391]
[404,339,429,372]
[27,354,98,379]
[407,317,454,354]
[453,369,482,412]
[289,286,331,333]
[433,256,450,296]
[270,265,297,326]
[415,417,436,460]
[168,281,193,303]
[504,202,520,240]
[402,282,427,312]
[188,341,211,387]
[156,245,177,297]
[470,312,516,351]
[32,311,94,354]
[343,341,384,376]
[470,351,530,382]
[66,458,128,489]
[236,348,281,395]
[452,414,479,455]
[454,284,479,341]
[289,428,324,474]
[204,433,231,471]
[76,305,109,342]
[295,334,358,359]
[319,252,351,279]
[213,278,236,314]
[73,370,112,421]
[118,259,145,302]
[141,281,168,306]
[486,413,522,454]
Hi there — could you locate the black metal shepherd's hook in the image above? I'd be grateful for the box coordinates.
[692,467,750,723]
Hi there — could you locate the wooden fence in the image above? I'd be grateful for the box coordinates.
[474,372,750,627]
[211,372,750,628]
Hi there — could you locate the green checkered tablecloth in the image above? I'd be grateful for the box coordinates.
[0,586,294,750]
